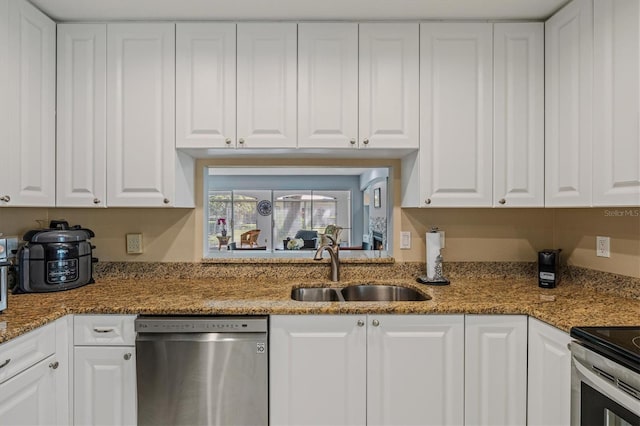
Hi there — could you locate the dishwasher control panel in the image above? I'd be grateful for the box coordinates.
[135,316,268,333]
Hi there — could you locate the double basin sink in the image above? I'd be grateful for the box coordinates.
[291,284,430,302]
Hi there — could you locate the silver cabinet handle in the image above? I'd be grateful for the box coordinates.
[350,139,356,145]
[0,195,10,202]
[357,320,365,327]
[238,138,245,145]
[93,327,114,333]
[499,198,506,205]
[93,198,101,204]
[49,361,59,370]
[363,138,369,145]
[372,319,380,327]
[0,359,10,369]
[225,138,232,145]
[124,353,132,361]
[163,198,170,205]
[425,198,431,205]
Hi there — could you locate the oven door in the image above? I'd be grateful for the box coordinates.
[571,343,640,426]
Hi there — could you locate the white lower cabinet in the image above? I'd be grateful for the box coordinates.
[0,318,69,426]
[527,318,571,426]
[465,315,528,426]
[73,315,137,426]
[270,314,464,426]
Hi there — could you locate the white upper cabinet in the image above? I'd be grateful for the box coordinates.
[359,23,419,150]
[592,0,640,206]
[418,23,493,207]
[545,0,593,207]
[57,24,107,207]
[106,23,187,207]
[298,23,358,149]
[237,23,297,149]
[465,315,528,426]
[493,23,544,207]
[0,0,55,207]
[176,23,236,149]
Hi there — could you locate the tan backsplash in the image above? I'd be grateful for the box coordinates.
[0,158,638,278]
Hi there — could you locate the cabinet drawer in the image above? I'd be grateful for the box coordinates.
[74,315,136,346]
[0,322,56,384]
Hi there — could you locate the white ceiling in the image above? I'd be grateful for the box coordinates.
[30,0,570,22]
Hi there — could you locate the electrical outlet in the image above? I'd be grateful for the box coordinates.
[596,236,610,258]
[126,233,143,254]
[400,232,411,249]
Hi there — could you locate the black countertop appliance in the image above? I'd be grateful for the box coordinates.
[15,220,97,293]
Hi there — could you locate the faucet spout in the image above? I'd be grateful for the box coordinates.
[313,236,340,282]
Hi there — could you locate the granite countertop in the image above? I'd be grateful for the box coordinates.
[1,271,638,344]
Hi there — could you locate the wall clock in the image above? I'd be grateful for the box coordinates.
[257,200,272,216]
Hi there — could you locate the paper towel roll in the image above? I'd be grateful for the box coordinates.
[426,231,441,279]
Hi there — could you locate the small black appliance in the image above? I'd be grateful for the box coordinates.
[15,220,98,293]
[538,249,561,288]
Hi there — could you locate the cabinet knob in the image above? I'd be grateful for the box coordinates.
[225,138,232,145]
[238,138,245,145]
[0,359,10,369]
[49,361,59,370]
[124,353,132,361]
[163,198,170,205]
[425,198,431,205]
[499,198,506,205]
[0,195,10,203]
[357,320,365,327]
[363,138,369,145]
[372,319,380,327]
[93,198,101,205]
[350,139,356,146]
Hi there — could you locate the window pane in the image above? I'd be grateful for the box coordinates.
[208,191,232,251]
[232,192,258,245]
[274,191,312,248]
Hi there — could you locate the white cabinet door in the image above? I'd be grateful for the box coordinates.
[419,23,493,206]
[0,0,55,207]
[465,315,527,426]
[176,23,236,149]
[545,0,593,207]
[74,346,136,426]
[493,23,544,207]
[593,0,640,206]
[0,355,60,425]
[298,23,358,149]
[527,318,571,426]
[270,315,367,426]
[359,23,419,149]
[106,23,177,207]
[367,315,464,426]
[237,23,297,149]
[56,24,107,207]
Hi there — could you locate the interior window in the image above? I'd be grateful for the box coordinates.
[204,167,389,257]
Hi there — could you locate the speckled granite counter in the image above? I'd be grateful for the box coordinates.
[0,261,638,344]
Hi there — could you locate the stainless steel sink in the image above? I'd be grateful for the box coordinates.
[291,287,341,302]
[341,285,429,301]
[291,285,429,302]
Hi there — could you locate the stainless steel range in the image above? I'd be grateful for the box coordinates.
[570,326,640,425]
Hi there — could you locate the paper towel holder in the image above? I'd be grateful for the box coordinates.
[418,227,450,285]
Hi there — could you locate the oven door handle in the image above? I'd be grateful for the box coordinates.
[573,356,640,411]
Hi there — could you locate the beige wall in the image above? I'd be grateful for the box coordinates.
[1,159,638,278]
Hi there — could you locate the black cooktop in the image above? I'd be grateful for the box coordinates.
[570,326,640,374]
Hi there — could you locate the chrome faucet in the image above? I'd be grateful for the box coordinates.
[314,235,340,282]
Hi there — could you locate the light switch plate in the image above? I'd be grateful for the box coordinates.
[400,232,411,249]
[126,233,143,254]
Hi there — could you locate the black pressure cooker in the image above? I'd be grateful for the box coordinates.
[15,220,98,293]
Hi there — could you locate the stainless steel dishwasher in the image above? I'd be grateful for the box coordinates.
[135,316,268,426]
